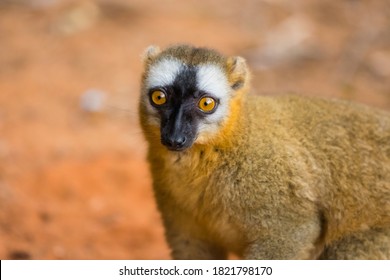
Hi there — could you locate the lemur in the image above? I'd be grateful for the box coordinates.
[139,44,390,259]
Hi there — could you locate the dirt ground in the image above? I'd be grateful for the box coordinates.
[0,0,389,259]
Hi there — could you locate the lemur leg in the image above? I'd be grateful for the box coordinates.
[167,232,226,260]
[155,191,226,259]
[244,219,323,260]
[163,213,227,259]
[319,227,390,259]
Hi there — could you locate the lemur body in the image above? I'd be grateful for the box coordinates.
[139,45,390,259]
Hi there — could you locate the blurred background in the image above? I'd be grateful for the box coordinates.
[0,0,389,259]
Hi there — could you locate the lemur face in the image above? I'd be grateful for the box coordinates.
[142,56,232,151]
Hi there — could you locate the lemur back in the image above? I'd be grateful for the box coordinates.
[139,44,390,259]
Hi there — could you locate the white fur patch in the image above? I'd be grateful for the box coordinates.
[143,58,183,125]
[195,64,232,143]
[146,58,183,89]
[196,64,230,99]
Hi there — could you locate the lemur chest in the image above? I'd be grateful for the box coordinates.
[163,149,224,210]
[162,150,245,253]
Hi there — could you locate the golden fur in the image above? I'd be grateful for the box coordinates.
[139,45,390,259]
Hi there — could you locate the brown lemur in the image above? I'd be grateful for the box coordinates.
[139,44,390,259]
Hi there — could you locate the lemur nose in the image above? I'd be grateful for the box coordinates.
[166,136,187,150]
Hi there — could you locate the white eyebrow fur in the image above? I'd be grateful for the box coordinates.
[196,64,230,99]
[146,58,183,89]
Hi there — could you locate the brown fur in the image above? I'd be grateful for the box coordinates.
[139,45,390,259]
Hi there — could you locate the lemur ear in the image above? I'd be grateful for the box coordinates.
[226,56,248,90]
[143,45,161,64]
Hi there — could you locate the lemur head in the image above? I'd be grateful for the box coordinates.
[140,44,249,152]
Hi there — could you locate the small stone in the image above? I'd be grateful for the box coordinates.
[8,250,32,260]
[80,89,107,113]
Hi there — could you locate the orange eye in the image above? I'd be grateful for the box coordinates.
[151,90,167,105]
[198,97,216,112]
